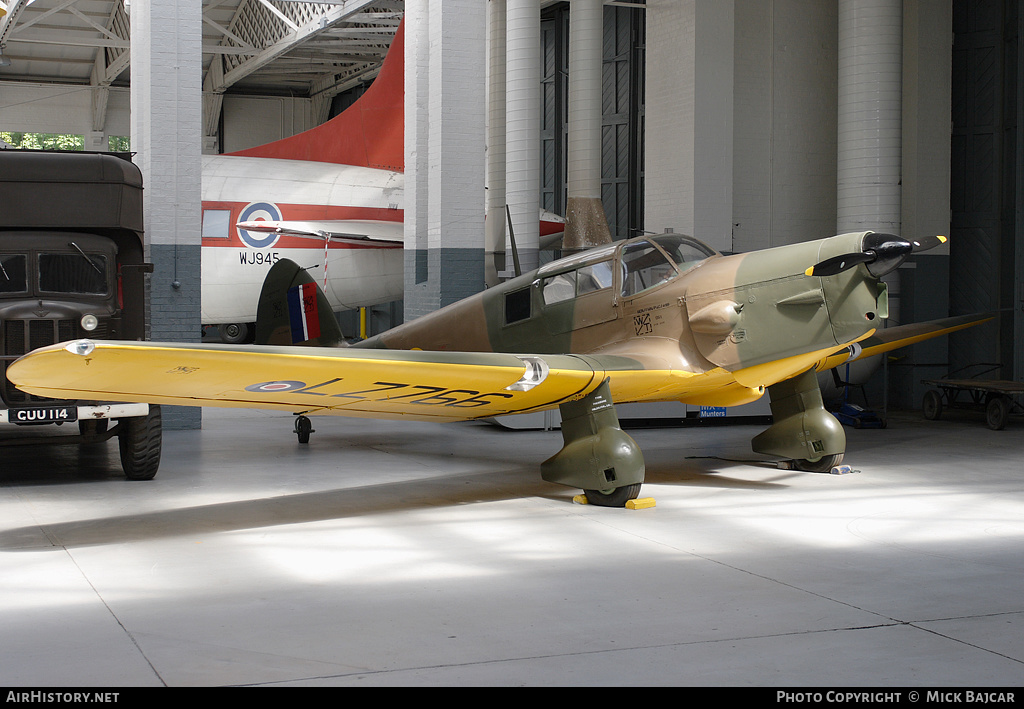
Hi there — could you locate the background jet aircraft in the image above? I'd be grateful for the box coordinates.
[201,19,564,342]
[9,229,988,507]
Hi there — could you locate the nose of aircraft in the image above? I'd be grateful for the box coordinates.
[805,232,947,278]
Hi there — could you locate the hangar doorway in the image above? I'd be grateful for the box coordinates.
[540,2,645,244]
[950,0,1023,380]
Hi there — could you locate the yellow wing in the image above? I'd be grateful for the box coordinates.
[8,338,859,419]
[813,313,995,373]
[7,341,643,422]
[8,313,991,422]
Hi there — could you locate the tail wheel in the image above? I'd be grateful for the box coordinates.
[583,483,642,508]
[118,405,162,480]
[218,323,251,344]
[294,415,313,444]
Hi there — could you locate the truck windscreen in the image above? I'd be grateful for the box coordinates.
[0,255,28,294]
[38,253,108,295]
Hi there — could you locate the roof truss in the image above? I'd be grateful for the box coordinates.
[1,0,402,97]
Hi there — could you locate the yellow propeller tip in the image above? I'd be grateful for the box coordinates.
[937,235,947,243]
[804,266,815,277]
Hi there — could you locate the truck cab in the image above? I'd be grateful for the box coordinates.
[0,150,161,479]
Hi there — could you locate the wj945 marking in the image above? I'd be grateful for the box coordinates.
[239,251,281,266]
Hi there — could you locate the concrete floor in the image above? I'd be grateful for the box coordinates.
[1,405,1023,687]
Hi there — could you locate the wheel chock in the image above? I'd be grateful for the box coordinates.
[625,497,656,510]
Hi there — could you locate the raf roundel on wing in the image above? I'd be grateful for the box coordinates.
[244,380,307,393]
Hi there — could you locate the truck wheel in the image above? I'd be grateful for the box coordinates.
[119,405,162,480]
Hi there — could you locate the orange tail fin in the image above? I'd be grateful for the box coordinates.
[228,21,405,172]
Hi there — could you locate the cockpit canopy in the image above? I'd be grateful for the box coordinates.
[536,232,717,305]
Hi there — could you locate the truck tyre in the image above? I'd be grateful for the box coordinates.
[119,405,162,480]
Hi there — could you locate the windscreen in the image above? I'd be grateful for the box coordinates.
[0,255,28,294]
[38,253,109,295]
[649,234,716,271]
[621,241,677,297]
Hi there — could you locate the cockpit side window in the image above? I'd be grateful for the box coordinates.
[542,271,577,305]
[620,241,678,297]
[505,286,532,324]
[576,261,614,295]
[541,259,615,306]
[544,257,614,307]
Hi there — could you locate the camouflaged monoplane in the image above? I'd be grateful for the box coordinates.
[8,230,988,506]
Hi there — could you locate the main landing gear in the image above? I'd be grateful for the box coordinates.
[540,378,645,507]
[752,368,847,472]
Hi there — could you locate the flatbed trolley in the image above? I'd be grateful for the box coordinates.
[922,365,1024,430]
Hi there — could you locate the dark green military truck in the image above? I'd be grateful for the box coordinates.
[0,150,161,479]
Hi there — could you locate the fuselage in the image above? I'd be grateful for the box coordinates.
[358,231,887,406]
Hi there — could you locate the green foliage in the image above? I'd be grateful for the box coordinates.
[0,131,85,151]
[108,135,131,152]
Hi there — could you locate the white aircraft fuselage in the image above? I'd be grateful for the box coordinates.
[200,154,405,325]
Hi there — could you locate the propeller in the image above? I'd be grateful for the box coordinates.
[805,233,947,278]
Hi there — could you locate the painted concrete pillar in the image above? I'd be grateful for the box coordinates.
[505,0,541,273]
[130,0,202,430]
[486,0,508,284]
[644,0,734,253]
[564,0,611,250]
[404,0,487,320]
[837,0,903,235]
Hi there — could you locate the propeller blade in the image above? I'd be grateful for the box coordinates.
[805,233,946,278]
[909,234,947,252]
[804,252,874,278]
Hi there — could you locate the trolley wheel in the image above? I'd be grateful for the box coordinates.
[986,396,1010,431]
[922,390,943,421]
